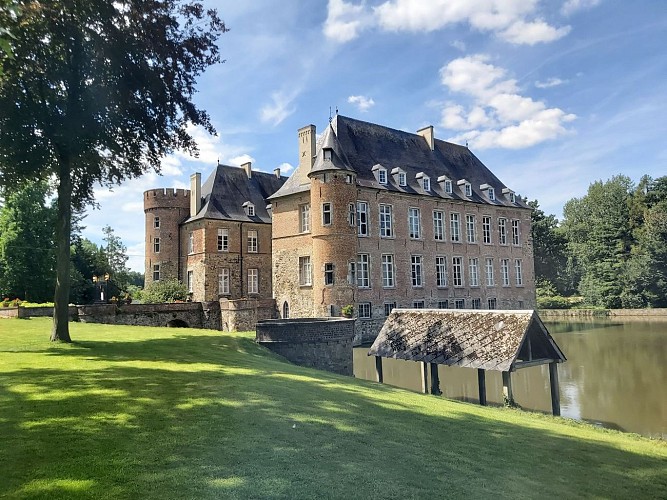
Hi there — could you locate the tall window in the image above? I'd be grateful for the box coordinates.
[501,259,510,286]
[357,254,370,288]
[153,237,160,253]
[455,299,465,309]
[299,204,310,233]
[248,268,258,294]
[219,269,230,295]
[152,264,160,282]
[299,256,312,286]
[247,230,258,253]
[218,228,229,252]
[187,270,193,293]
[482,216,492,244]
[498,218,507,245]
[384,302,396,316]
[411,255,423,287]
[378,168,387,184]
[358,303,372,319]
[322,202,332,226]
[413,300,425,309]
[485,258,495,286]
[512,219,520,245]
[348,203,355,226]
[247,204,255,216]
[488,297,497,309]
[450,213,461,242]
[398,172,407,186]
[188,232,194,254]
[469,258,479,286]
[437,300,449,309]
[423,177,431,191]
[465,183,472,197]
[433,210,445,241]
[357,201,369,236]
[154,216,160,229]
[471,298,481,309]
[324,263,335,285]
[515,259,523,286]
[283,302,289,318]
[408,208,421,239]
[488,188,495,201]
[444,180,453,193]
[466,214,477,243]
[348,261,356,285]
[379,204,393,238]
[436,256,447,288]
[452,257,463,287]
[381,254,394,288]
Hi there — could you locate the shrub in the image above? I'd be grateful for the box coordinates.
[140,279,188,304]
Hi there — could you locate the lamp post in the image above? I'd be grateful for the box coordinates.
[92,273,110,303]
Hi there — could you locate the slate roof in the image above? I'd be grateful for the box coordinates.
[368,309,565,372]
[185,164,287,224]
[270,115,529,208]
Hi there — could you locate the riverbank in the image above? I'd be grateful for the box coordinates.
[1,318,665,499]
[539,308,667,320]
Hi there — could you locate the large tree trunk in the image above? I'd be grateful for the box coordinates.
[51,157,72,342]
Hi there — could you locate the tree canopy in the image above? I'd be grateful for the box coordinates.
[0,0,226,341]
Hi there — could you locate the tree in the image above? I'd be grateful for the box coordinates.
[69,238,109,304]
[0,1,226,341]
[0,180,56,302]
[528,200,571,294]
[102,225,129,285]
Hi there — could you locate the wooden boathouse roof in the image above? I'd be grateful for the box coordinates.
[368,309,566,372]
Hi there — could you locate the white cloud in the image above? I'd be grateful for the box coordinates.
[451,40,466,51]
[440,54,576,149]
[276,162,294,174]
[323,0,372,43]
[260,90,297,126]
[561,0,601,16]
[227,154,255,167]
[499,19,570,45]
[535,77,568,88]
[347,95,376,112]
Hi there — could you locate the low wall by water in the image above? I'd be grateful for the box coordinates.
[539,308,667,320]
[256,318,355,376]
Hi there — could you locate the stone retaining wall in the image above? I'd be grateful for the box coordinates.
[539,308,667,320]
[256,318,355,375]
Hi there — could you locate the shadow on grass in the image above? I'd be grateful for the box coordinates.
[0,331,665,499]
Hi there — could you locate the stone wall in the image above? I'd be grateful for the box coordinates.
[0,306,78,320]
[354,318,387,345]
[256,318,355,375]
[77,302,212,328]
[539,308,667,320]
[220,298,276,332]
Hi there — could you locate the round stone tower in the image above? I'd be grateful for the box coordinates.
[143,188,190,287]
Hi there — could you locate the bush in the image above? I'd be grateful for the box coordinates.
[140,279,188,304]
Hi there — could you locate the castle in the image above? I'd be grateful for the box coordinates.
[144,115,535,340]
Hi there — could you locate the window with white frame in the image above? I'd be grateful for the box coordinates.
[469,258,479,286]
[466,214,477,243]
[188,232,194,254]
[498,218,507,245]
[187,270,193,293]
[381,254,394,288]
[357,254,370,288]
[379,204,393,238]
[433,210,445,241]
[152,264,160,282]
[408,207,421,239]
[471,298,481,309]
[411,255,423,287]
[510,192,516,203]
[323,148,332,161]
[488,297,497,309]
[450,213,461,242]
[482,216,492,244]
[452,256,463,287]
[413,300,425,309]
[515,259,523,286]
[384,302,396,316]
[437,300,449,309]
[154,216,160,229]
[219,269,230,295]
[322,202,332,226]
[512,219,520,245]
[485,258,495,286]
[445,179,453,194]
[455,299,465,309]
[488,188,495,201]
[299,256,312,286]
[248,268,258,294]
[247,204,255,216]
[218,228,228,252]
[378,168,387,184]
[501,259,510,286]
[348,203,355,226]
[299,204,310,233]
[465,183,472,197]
[398,172,407,186]
[348,261,356,285]
[436,256,447,287]
[324,263,335,285]
[247,230,258,253]
[423,176,431,191]
[358,303,372,319]
[153,237,160,253]
[357,201,368,236]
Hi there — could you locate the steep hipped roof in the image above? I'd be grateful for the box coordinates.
[270,115,528,208]
[309,122,355,176]
[368,310,565,372]
[185,164,287,224]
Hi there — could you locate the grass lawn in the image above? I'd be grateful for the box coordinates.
[1,318,665,499]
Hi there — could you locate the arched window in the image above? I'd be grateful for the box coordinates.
[282,301,290,319]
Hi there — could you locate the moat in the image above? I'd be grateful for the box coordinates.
[354,319,666,439]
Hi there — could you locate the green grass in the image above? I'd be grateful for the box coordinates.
[1,318,665,499]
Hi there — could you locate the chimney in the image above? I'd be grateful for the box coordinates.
[242,161,252,179]
[273,167,281,178]
[298,124,316,171]
[417,125,434,151]
[190,172,201,217]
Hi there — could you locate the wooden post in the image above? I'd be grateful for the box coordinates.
[421,361,429,394]
[502,371,514,406]
[430,363,441,395]
[477,368,487,406]
[375,356,383,384]
[549,361,561,416]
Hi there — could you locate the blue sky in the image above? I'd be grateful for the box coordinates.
[84,0,667,271]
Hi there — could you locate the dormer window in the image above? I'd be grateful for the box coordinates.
[480,184,495,201]
[242,201,255,217]
[445,180,453,194]
[372,164,388,185]
[416,172,430,192]
[502,187,516,203]
[392,167,407,187]
[458,179,472,197]
[323,148,332,162]
[438,175,452,194]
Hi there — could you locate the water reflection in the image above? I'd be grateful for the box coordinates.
[354,320,667,439]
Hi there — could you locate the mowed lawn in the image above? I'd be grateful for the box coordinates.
[0,318,665,499]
